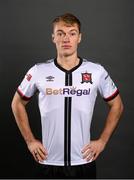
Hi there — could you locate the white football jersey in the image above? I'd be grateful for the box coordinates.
[17,58,119,166]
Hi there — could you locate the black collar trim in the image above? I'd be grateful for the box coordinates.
[54,57,83,73]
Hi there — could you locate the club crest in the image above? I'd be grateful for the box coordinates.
[81,72,93,84]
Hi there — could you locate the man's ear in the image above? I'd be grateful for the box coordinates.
[52,34,55,43]
[78,33,82,43]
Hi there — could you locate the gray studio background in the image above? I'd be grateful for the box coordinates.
[0,0,134,178]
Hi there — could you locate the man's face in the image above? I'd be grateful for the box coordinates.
[52,21,81,57]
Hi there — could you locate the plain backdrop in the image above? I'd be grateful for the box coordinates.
[0,0,134,178]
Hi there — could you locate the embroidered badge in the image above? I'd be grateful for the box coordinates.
[81,72,93,84]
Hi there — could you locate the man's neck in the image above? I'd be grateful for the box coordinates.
[57,54,80,70]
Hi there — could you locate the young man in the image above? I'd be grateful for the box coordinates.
[11,13,123,178]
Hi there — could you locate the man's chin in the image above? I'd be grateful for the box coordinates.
[62,52,74,57]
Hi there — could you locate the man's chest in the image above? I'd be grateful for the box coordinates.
[36,68,100,97]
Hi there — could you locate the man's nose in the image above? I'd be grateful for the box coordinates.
[63,34,70,42]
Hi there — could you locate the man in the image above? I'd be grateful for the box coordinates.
[11,13,123,178]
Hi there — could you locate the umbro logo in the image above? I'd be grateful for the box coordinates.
[46,76,55,82]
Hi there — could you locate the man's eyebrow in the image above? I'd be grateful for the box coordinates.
[70,29,78,32]
[56,30,64,33]
[56,29,78,33]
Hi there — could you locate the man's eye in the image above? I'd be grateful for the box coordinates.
[70,32,76,36]
[57,33,63,36]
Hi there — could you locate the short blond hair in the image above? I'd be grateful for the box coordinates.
[52,13,81,33]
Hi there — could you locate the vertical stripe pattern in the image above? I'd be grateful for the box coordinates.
[64,73,72,166]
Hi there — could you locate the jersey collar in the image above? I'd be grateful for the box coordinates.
[54,57,83,73]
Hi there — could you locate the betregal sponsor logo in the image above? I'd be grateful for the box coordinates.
[46,87,90,96]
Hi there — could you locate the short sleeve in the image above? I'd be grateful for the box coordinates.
[98,66,119,101]
[17,65,37,100]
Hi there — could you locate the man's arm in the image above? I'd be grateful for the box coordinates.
[82,94,124,162]
[11,92,48,162]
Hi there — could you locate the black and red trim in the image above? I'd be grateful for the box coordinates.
[103,89,119,102]
[17,88,31,101]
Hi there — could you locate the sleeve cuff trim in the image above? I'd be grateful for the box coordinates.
[17,88,31,101]
[103,89,119,102]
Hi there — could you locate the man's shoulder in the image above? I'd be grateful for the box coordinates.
[27,59,54,74]
[82,58,103,70]
[36,59,54,67]
[33,59,54,71]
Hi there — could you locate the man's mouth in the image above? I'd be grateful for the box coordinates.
[62,45,72,49]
